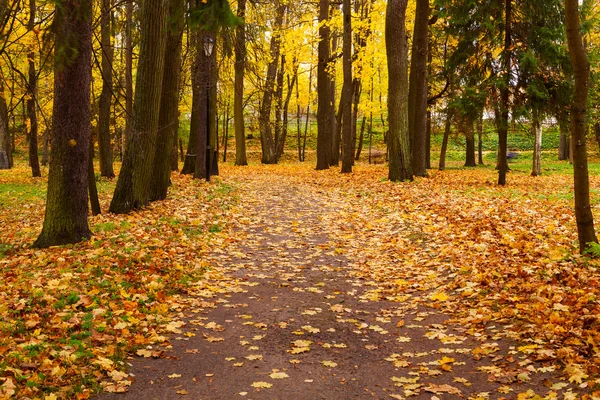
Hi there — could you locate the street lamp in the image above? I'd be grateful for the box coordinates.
[203,35,214,182]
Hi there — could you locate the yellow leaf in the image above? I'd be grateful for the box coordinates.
[321,360,338,368]
[269,372,289,379]
[430,292,449,301]
[251,381,273,388]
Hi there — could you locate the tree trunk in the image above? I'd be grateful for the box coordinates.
[408,0,428,177]
[439,106,451,170]
[316,0,332,170]
[565,0,598,253]
[88,132,101,216]
[194,30,210,179]
[477,111,484,165]
[223,107,229,162]
[351,79,361,164]
[234,0,247,166]
[341,0,353,173]
[0,79,10,169]
[34,0,93,247]
[27,0,40,177]
[296,72,302,161]
[274,54,284,158]
[109,0,168,213]
[98,0,115,178]
[259,3,285,165]
[531,111,542,176]
[464,119,476,167]
[124,0,133,156]
[386,0,412,181]
[333,88,344,166]
[329,33,338,166]
[277,70,297,160]
[355,116,366,160]
[558,111,569,160]
[150,0,184,201]
[498,0,511,186]
[181,29,201,175]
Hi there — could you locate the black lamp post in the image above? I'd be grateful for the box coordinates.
[203,35,214,182]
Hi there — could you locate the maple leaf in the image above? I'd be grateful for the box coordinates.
[269,372,289,379]
[321,360,338,368]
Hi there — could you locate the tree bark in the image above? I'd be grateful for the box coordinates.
[150,0,184,201]
[386,0,412,181]
[34,0,93,247]
[234,0,248,166]
[341,0,353,173]
[531,111,542,176]
[408,0,428,177]
[316,0,332,170]
[110,0,168,213]
[259,3,285,164]
[464,119,476,167]
[0,78,10,169]
[27,0,40,177]
[439,105,451,170]
[277,69,297,160]
[181,28,201,175]
[88,132,101,216]
[565,0,598,253]
[194,31,210,179]
[497,0,511,186]
[124,0,133,156]
[477,111,484,164]
[98,0,115,178]
[558,116,569,160]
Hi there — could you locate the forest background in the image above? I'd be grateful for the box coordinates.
[2,0,600,398]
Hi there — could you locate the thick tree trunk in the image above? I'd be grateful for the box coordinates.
[98,0,115,178]
[259,3,285,165]
[565,0,598,253]
[341,0,353,173]
[531,111,542,176]
[386,0,412,181]
[408,0,428,177]
[0,79,10,169]
[150,0,184,201]
[464,120,476,167]
[316,0,332,170]
[439,106,451,170]
[27,0,40,177]
[109,0,168,213]
[34,0,92,247]
[234,0,247,166]
[497,0,511,186]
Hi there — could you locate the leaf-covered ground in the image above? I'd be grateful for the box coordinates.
[2,162,600,399]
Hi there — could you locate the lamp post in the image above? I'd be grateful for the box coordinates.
[203,35,214,181]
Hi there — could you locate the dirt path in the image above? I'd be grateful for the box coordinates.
[97,171,582,400]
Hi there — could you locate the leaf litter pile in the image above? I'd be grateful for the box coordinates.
[1,163,600,399]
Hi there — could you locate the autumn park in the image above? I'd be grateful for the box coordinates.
[3,0,600,398]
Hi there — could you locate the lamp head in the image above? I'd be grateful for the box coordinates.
[203,35,214,57]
